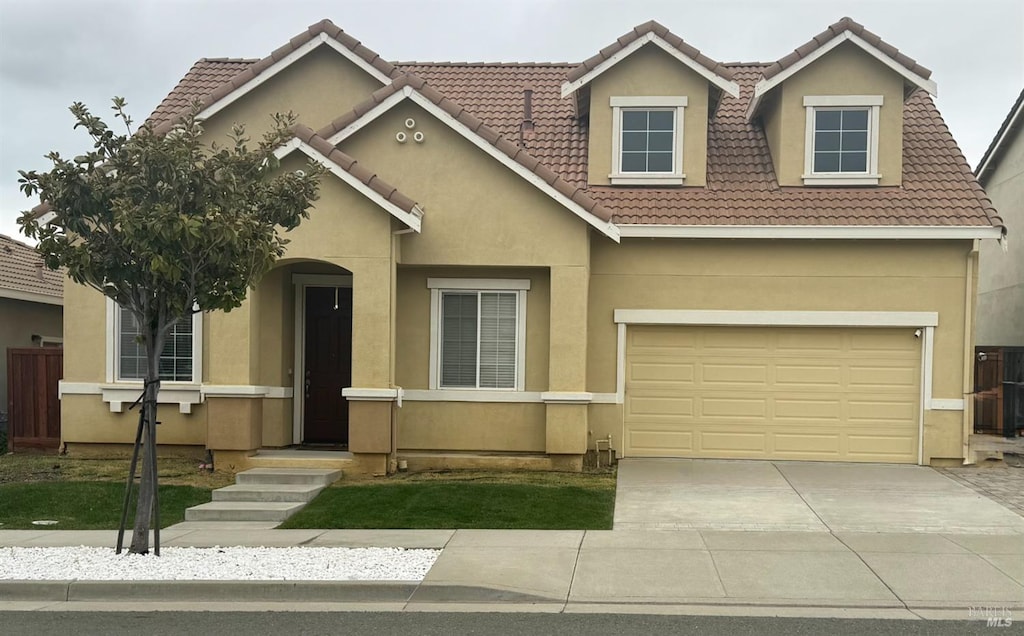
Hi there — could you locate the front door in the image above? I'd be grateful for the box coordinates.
[303,286,352,444]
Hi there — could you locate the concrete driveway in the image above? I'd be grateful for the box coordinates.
[614,459,1024,534]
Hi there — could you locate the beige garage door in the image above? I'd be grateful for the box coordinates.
[624,326,921,462]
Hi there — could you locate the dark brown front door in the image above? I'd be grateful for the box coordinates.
[303,286,352,444]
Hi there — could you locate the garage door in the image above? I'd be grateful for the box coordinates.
[624,326,920,462]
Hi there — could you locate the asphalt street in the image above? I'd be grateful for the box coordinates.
[0,612,1009,636]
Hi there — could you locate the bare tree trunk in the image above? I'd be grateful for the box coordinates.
[129,324,163,555]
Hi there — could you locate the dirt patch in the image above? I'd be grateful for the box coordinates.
[0,455,235,488]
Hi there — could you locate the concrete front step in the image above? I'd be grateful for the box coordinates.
[184,501,306,522]
[234,468,342,486]
[213,483,325,503]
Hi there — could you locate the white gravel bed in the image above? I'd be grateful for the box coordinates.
[0,546,439,581]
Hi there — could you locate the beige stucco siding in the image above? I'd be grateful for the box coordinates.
[977,125,1024,346]
[586,44,710,186]
[395,266,550,391]
[398,402,545,452]
[761,42,905,186]
[338,101,592,268]
[587,238,973,463]
[200,46,384,146]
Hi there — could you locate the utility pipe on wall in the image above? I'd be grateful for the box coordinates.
[962,239,979,464]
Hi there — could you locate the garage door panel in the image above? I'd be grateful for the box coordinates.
[775,330,844,353]
[699,431,767,453]
[774,364,843,388]
[774,398,842,421]
[629,430,694,455]
[847,399,917,424]
[630,361,695,384]
[627,395,694,418]
[847,369,918,391]
[700,397,768,419]
[773,432,841,455]
[624,325,920,463]
[701,362,768,386]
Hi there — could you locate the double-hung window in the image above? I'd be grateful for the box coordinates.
[107,299,202,383]
[610,96,687,185]
[428,279,529,391]
[803,95,883,186]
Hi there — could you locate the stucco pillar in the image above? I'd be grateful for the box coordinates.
[347,256,395,461]
[205,290,263,454]
[545,265,590,455]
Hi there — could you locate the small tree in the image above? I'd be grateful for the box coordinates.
[19,99,324,554]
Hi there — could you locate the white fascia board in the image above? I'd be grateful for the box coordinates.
[976,99,1024,178]
[560,33,740,99]
[0,288,62,306]
[747,31,938,120]
[613,309,939,328]
[274,139,422,232]
[326,89,621,241]
[616,225,1004,240]
[196,34,390,124]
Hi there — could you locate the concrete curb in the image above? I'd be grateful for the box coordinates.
[0,580,419,603]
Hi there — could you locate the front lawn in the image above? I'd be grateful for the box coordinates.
[280,470,616,530]
[0,481,212,530]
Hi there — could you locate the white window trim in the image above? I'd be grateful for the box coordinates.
[610,96,687,185]
[105,298,203,386]
[803,95,882,185]
[427,278,529,392]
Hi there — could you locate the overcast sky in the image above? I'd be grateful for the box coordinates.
[1,0,1021,243]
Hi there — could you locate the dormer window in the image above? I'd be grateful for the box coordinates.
[803,95,883,186]
[610,96,687,185]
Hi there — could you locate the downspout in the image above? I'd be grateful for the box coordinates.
[962,239,979,464]
[388,230,401,474]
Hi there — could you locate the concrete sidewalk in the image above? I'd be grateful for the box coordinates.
[1,528,1022,619]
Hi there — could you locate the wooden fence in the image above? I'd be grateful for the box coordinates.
[6,347,62,450]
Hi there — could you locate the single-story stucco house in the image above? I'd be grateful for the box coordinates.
[54,17,1004,473]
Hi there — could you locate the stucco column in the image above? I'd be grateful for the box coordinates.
[545,265,590,456]
[347,256,395,460]
[205,290,262,454]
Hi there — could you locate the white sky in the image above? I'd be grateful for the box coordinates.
[1,0,1022,243]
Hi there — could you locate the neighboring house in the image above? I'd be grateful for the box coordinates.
[976,89,1023,346]
[55,17,1003,472]
[1,233,64,419]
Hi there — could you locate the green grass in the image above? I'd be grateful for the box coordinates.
[280,473,616,530]
[0,481,212,530]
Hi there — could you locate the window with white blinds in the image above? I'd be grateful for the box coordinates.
[440,291,518,389]
[118,306,196,382]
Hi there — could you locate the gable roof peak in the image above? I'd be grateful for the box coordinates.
[562,20,740,99]
[747,16,937,120]
[151,19,400,135]
[761,16,932,82]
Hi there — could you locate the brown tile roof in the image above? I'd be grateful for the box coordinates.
[976,88,1024,184]
[290,124,422,217]
[315,72,614,223]
[150,20,400,135]
[0,234,63,301]
[592,65,1000,228]
[761,16,931,82]
[565,20,735,85]
[146,58,257,128]
[141,20,1000,232]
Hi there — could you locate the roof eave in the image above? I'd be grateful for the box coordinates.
[976,89,1024,181]
[273,137,423,233]
[616,224,1004,240]
[746,30,938,121]
[560,32,740,100]
[323,84,621,242]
